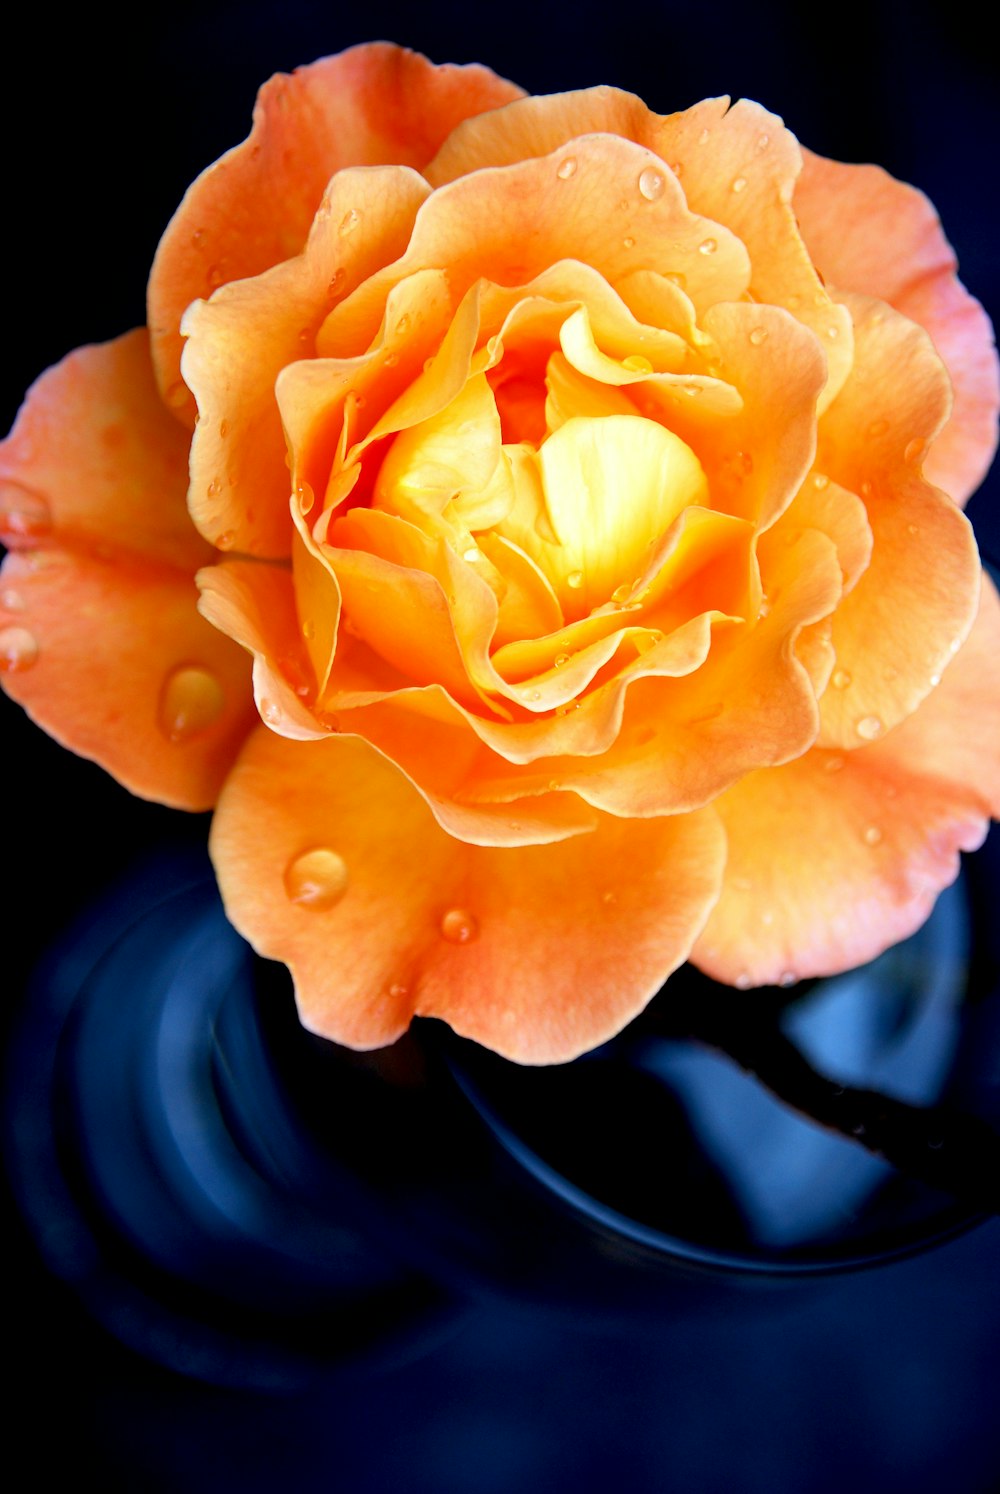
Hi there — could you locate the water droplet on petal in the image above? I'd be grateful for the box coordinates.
[0,481,53,545]
[697,128,711,145]
[284,848,349,910]
[190,227,206,249]
[748,326,768,346]
[622,353,653,373]
[554,653,570,668]
[778,970,798,988]
[219,419,229,439]
[611,583,633,605]
[215,531,236,551]
[756,133,770,152]
[824,755,845,773]
[831,668,852,690]
[339,208,360,237]
[567,570,584,590]
[856,715,883,741]
[557,156,578,180]
[207,478,222,498]
[735,972,752,990]
[0,625,38,672]
[859,479,873,497]
[634,630,663,655]
[0,587,25,612]
[813,472,829,490]
[328,267,346,296]
[929,672,941,687]
[904,437,926,464]
[260,697,282,725]
[301,618,316,640]
[396,312,411,335]
[863,825,883,846]
[158,665,224,741]
[462,545,479,562]
[638,167,665,200]
[731,175,748,193]
[622,236,636,250]
[440,907,478,944]
[698,237,718,256]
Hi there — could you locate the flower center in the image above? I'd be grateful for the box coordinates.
[373,369,708,630]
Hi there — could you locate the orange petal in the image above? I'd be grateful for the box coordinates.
[196,557,326,741]
[794,150,999,506]
[817,294,981,748]
[210,729,725,1062]
[0,330,205,570]
[1,548,254,810]
[0,332,254,808]
[149,43,524,422]
[696,301,828,530]
[692,571,1000,987]
[321,514,496,714]
[767,472,873,600]
[181,165,431,559]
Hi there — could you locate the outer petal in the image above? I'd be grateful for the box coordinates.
[817,294,981,748]
[181,165,431,559]
[1,330,206,570]
[210,729,726,1063]
[149,43,524,421]
[0,333,255,808]
[692,572,1000,987]
[794,150,999,506]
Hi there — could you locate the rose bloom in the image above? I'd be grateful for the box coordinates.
[2,44,998,1062]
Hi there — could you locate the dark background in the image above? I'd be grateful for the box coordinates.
[3,2,1000,1489]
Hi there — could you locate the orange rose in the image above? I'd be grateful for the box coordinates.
[2,44,998,1062]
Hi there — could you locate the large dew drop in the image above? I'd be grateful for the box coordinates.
[440,907,478,945]
[856,715,883,741]
[284,848,349,910]
[0,482,52,546]
[638,167,665,201]
[0,625,39,672]
[158,665,225,742]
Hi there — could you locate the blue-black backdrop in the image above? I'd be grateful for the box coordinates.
[3,2,999,1489]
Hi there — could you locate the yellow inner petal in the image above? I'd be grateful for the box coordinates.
[510,413,709,620]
